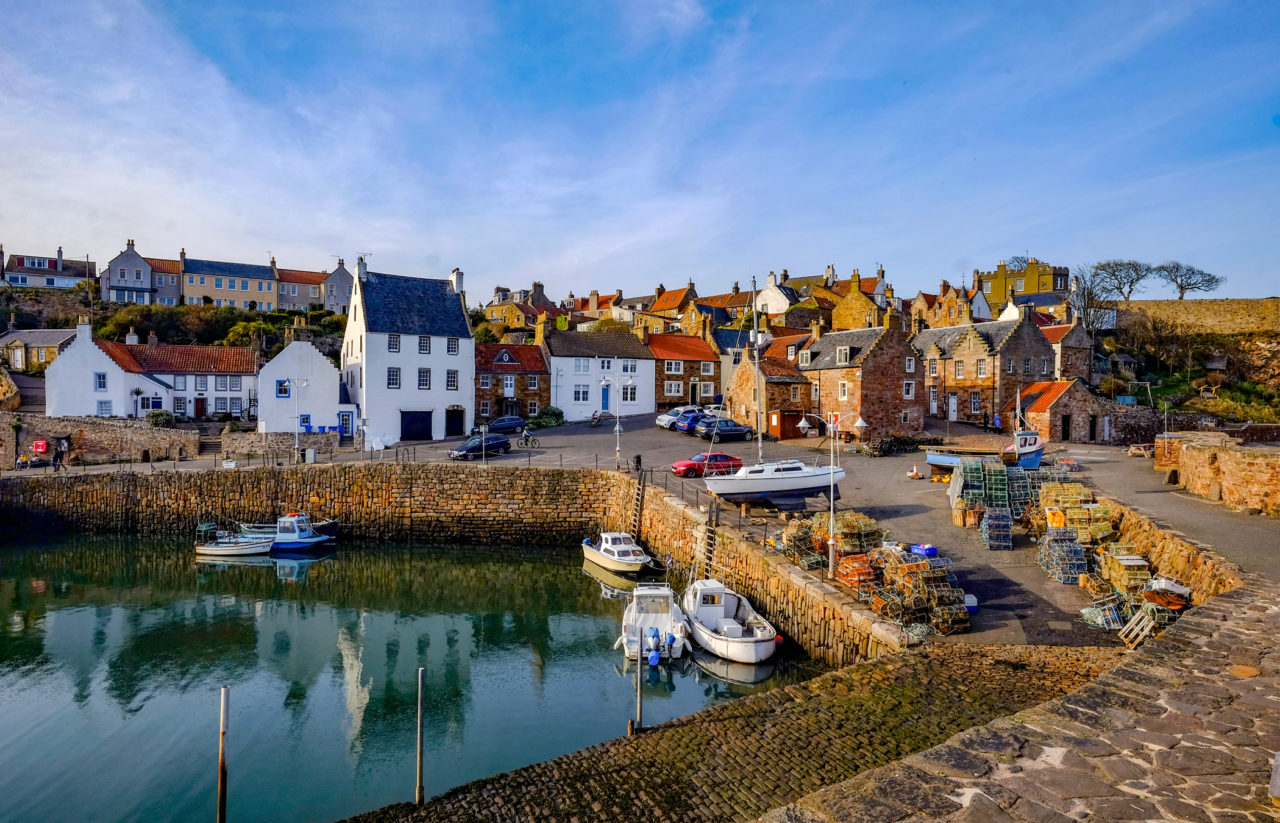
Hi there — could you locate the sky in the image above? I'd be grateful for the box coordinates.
[2,0,1278,301]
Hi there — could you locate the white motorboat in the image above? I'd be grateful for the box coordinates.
[582,532,652,574]
[680,579,780,664]
[614,584,692,663]
[194,523,274,557]
[271,513,334,551]
[702,460,845,505]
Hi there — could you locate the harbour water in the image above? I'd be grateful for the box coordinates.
[0,536,814,823]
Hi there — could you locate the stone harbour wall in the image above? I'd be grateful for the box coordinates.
[0,410,200,463]
[221,430,340,455]
[0,370,19,412]
[1179,439,1280,516]
[1119,296,1280,334]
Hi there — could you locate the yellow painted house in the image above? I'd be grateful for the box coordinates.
[973,258,1070,302]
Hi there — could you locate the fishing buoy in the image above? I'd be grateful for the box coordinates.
[774,634,783,644]
[647,649,661,667]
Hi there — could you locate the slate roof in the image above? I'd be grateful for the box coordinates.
[758,356,809,383]
[144,257,182,274]
[183,258,275,280]
[96,341,257,374]
[647,334,717,362]
[1001,380,1077,414]
[689,304,732,325]
[476,343,548,373]
[1012,292,1068,308]
[277,268,330,285]
[359,271,471,337]
[774,285,802,304]
[911,319,1020,357]
[798,328,887,371]
[5,254,96,277]
[711,327,752,352]
[0,328,77,347]
[542,329,655,359]
[650,287,693,313]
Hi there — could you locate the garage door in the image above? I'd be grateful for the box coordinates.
[400,411,433,441]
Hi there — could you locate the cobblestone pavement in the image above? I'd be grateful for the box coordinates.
[340,644,1121,823]
[759,572,1280,823]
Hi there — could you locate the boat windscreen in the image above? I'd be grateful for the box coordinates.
[635,596,670,616]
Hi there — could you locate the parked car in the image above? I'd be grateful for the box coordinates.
[696,419,755,441]
[448,434,511,460]
[701,404,728,417]
[674,410,712,434]
[671,452,742,478]
[475,415,527,435]
[655,405,703,430]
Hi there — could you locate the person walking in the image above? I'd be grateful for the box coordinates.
[52,448,63,472]
[981,411,989,432]
[992,412,1002,433]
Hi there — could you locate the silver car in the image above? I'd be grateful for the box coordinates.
[655,404,703,430]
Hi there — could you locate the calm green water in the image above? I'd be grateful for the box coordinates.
[0,536,814,823]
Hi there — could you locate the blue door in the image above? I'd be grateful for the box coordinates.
[601,386,610,412]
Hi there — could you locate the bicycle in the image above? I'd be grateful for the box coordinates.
[516,428,540,449]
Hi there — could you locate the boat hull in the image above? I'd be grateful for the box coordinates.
[582,544,649,574]
[272,534,333,550]
[686,620,777,663]
[703,466,845,503]
[195,537,274,556]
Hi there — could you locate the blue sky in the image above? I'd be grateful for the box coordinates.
[2,0,1278,301]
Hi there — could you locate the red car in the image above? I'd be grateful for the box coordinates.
[671,452,742,478]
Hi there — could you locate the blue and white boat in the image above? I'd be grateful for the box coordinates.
[271,513,334,551]
[925,430,1044,474]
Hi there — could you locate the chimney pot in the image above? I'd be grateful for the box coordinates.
[126,327,139,345]
[147,330,158,348]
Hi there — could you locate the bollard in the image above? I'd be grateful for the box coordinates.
[217,686,230,823]
[415,667,425,804]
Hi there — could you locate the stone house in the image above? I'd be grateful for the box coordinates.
[484,282,558,328]
[1042,321,1092,382]
[996,290,1072,323]
[799,313,926,439]
[629,310,679,336]
[474,343,550,420]
[536,322,656,422]
[3,245,96,292]
[181,252,279,310]
[774,296,835,330]
[99,240,181,306]
[648,282,699,320]
[974,257,1070,303]
[830,267,892,330]
[723,349,813,439]
[46,319,257,420]
[679,303,731,336]
[275,258,354,315]
[694,282,754,320]
[564,289,622,319]
[753,270,801,315]
[1001,379,1128,443]
[257,341,358,436]
[646,333,721,409]
[911,309,1055,426]
[711,326,755,398]
[341,260,474,446]
[0,319,76,371]
[911,279,991,329]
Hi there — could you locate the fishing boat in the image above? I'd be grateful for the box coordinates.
[239,515,338,538]
[582,532,652,574]
[700,275,844,508]
[925,430,1044,474]
[194,523,274,556]
[680,578,781,664]
[271,513,334,551]
[614,584,692,663]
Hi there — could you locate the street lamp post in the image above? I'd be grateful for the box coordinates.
[827,412,840,577]
[600,375,633,470]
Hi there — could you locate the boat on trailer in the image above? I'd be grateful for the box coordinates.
[925,430,1044,475]
[702,459,844,507]
[614,584,692,663]
[582,532,652,574]
[680,579,781,664]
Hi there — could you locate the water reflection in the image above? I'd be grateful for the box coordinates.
[0,536,815,823]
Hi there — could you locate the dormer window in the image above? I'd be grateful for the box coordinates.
[786,345,796,359]
[799,351,811,366]
[836,347,850,365]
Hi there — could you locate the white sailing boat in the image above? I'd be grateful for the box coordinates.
[702,276,844,506]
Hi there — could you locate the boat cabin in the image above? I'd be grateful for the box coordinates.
[596,532,646,561]
[737,459,808,477]
[1006,431,1043,454]
[276,513,314,536]
[633,584,675,618]
[689,580,744,638]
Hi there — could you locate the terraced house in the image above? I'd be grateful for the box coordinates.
[181,252,278,309]
[911,307,1054,425]
[645,331,720,410]
[536,321,655,422]
[275,258,353,314]
[4,245,95,291]
[0,319,76,372]
[100,240,180,305]
[474,343,549,420]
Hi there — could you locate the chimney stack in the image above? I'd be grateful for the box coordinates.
[57,246,63,271]
[449,268,464,301]
[126,327,139,345]
[732,281,739,295]
[876,265,884,281]
[531,281,547,305]
[77,314,92,341]
[809,319,824,341]
[824,264,835,287]
[589,289,599,313]
[911,313,924,336]
[614,288,622,303]
[779,269,789,284]
[7,312,15,332]
[357,256,368,278]
[884,307,904,331]
[654,283,665,298]
[147,330,158,348]
[534,314,548,347]
[634,325,649,345]
[767,271,777,288]
[126,239,135,252]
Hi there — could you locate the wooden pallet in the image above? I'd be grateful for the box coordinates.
[1119,609,1157,649]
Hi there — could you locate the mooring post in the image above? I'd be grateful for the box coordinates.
[635,633,643,732]
[415,666,425,804]
[217,686,229,823]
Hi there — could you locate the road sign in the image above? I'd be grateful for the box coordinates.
[827,412,840,429]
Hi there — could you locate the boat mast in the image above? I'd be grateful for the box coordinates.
[750,275,764,464]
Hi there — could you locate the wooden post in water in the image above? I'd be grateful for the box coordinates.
[415,666,425,804]
[217,686,229,823]
[635,632,643,731]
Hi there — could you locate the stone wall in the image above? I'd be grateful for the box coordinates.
[0,410,200,463]
[0,370,19,412]
[221,430,339,455]
[1119,296,1280,334]
[1179,439,1280,516]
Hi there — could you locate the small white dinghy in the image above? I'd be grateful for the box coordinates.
[194,524,273,557]
[582,532,652,574]
[680,579,780,664]
[614,584,692,663]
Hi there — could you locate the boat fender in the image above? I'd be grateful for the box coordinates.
[775,634,784,644]
[666,632,675,648]
[647,649,661,667]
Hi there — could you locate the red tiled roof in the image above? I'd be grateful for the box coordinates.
[762,334,809,359]
[647,334,716,361]
[822,281,852,298]
[859,277,881,294]
[917,293,937,308]
[1001,381,1076,414]
[649,287,691,312]
[1031,311,1057,327]
[1041,324,1073,344]
[570,294,617,312]
[144,257,182,274]
[476,343,548,373]
[277,268,329,285]
[757,357,808,383]
[96,341,257,374]
[696,291,753,309]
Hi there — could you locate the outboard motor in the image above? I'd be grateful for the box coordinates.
[645,626,661,652]
[666,632,676,655]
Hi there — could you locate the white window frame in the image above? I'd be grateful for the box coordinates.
[174,375,187,391]
[527,375,539,389]
[622,385,637,402]
[94,372,107,391]
[573,384,590,403]
[798,351,810,366]
[215,376,228,391]
[447,337,459,355]
[621,359,637,374]
[195,376,208,391]
[97,400,112,416]
[664,360,682,375]
[790,385,800,402]
[1007,358,1015,375]
[664,381,683,396]
[528,400,539,415]
[903,380,915,400]
[504,375,516,392]
[971,391,981,414]
[480,374,491,389]
[387,367,401,389]
[976,359,987,378]
[230,397,242,416]
[811,382,819,400]
[838,381,848,400]
[215,397,228,413]
[418,336,431,354]
[929,359,937,377]
[905,356,915,373]
[599,358,613,371]
[174,397,187,415]
[786,345,796,359]
[700,382,714,398]
[418,368,431,390]
[446,369,459,391]
[954,360,964,379]
[701,361,714,376]
[836,347,850,365]
[1015,278,1024,292]
[388,334,400,352]
[1041,357,1050,376]
[574,357,590,374]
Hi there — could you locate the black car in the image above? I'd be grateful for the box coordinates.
[448,434,511,460]
[696,419,755,442]
[473,415,527,435]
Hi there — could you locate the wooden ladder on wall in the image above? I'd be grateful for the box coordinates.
[630,470,646,536]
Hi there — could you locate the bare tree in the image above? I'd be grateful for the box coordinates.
[1006,255,1029,272]
[1155,261,1224,300]
[1093,259,1152,302]
[1068,264,1117,384]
